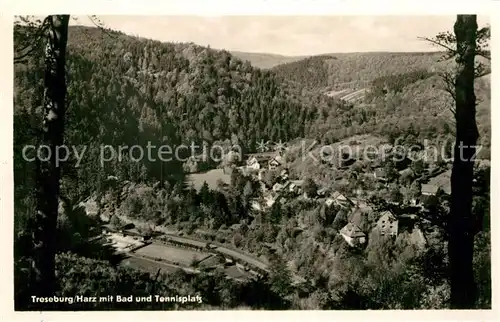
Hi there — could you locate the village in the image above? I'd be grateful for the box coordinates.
[84,135,490,285]
[209,141,460,250]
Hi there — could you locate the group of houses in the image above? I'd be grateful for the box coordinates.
[239,149,444,249]
[240,151,310,211]
[330,191,426,248]
[245,151,286,171]
[251,176,306,211]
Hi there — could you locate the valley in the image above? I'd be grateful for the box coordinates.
[13,17,491,311]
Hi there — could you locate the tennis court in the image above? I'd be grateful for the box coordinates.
[133,243,211,266]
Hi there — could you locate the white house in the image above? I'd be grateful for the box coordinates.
[265,194,278,208]
[376,210,398,237]
[247,156,261,170]
[340,223,366,247]
[280,169,289,180]
[251,200,262,211]
[268,155,285,170]
[288,180,304,194]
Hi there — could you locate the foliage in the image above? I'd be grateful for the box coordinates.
[302,178,318,197]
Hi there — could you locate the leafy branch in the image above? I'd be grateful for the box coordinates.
[419,23,490,116]
[14,15,118,65]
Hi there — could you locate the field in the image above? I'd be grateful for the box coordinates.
[186,169,231,191]
[133,243,211,266]
[121,255,182,274]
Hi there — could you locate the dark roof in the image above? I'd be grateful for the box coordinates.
[122,223,135,230]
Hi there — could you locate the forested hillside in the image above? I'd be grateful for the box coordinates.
[14,26,491,233]
[272,52,447,90]
[14,26,324,206]
[15,25,322,310]
[271,52,490,158]
[13,20,491,311]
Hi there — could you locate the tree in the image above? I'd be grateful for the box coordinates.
[424,15,490,308]
[409,181,422,199]
[388,184,404,204]
[109,214,122,228]
[332,209,348,231]
[269,255,293,298]
[383,161,399,182]
[199,181,211,204]
[410,159,425,176]
[303,177,318,197]
[243,180,254,199]
[269,202,282,225]
[19,15,71,298]
[14,14,114,301]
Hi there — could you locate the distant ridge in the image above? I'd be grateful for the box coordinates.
[230,51,306,69]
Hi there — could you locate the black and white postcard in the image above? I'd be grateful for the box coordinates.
[0,1,497,321]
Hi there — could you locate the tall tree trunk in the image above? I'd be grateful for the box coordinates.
[448,14,478,309]
[31,15,69,297]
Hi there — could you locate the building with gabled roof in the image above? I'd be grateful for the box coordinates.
[268,155,285,170]
[325,197,335,207]
[339,223,366,247]
[331,191,354,209]
[287,180,304,194]
[421,169,452,195]
[245,152,279,170]
[376,210,398,237]
[349,208,365,227]
[353,198,373,212]
[246,156,261,170]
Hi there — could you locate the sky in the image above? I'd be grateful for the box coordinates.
[71,15,490,56]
